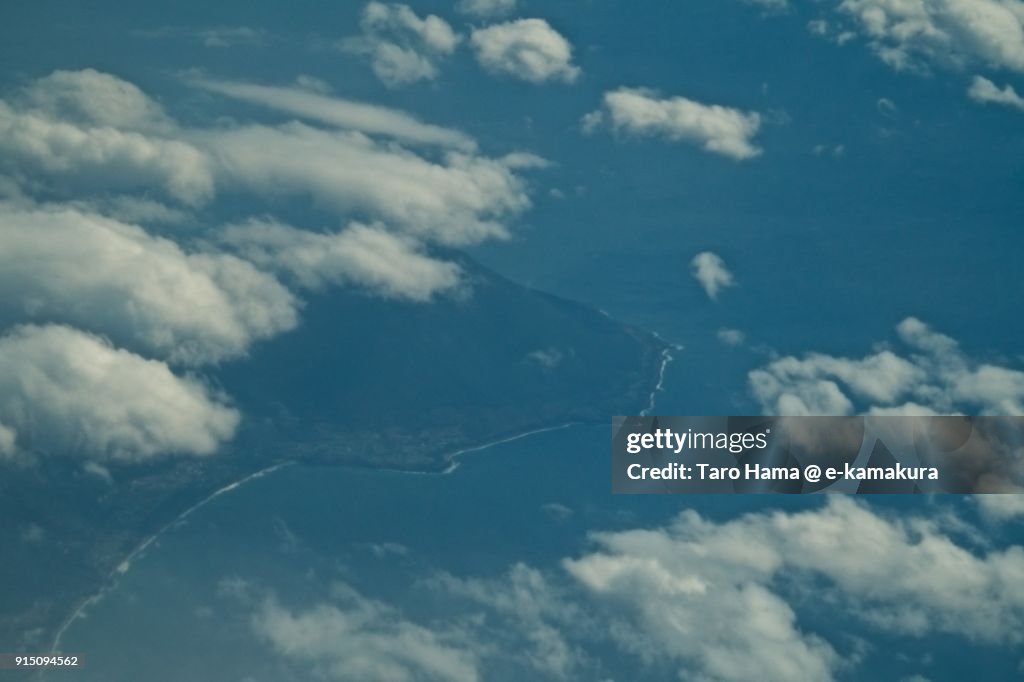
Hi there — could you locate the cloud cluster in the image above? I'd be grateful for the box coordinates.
[240,498,1024,681]
[583,87,763,160]
[749,318,1024,415]
[833,0,1024,74]
[0,325,239,461]
[431,564,585,678]
[252,584,479,682]
[691,251,736,300]
[0,202,298,365]
[470,19,581,84]
[0,68,545,462]
[564,497,1024,682]
[340,2,460,87]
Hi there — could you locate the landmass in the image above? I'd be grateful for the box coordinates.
[0,254,668,660]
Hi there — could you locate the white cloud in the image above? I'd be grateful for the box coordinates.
[457,0,517,18]
[563,497,1024,682]
[564,517,839,681]
[341,2,460,87]
[0,325,239,461]
[718,328,746,346]
[977,495,1024,522]
[0,70,217,205]
[0,100,213,205]
[234,498,1024,681]
[0,203,298,365]
[834,0,1024,73]
[968,75,1024,111]
[0,67,552,465]
[219,219,462,301]
[252,584,479,682]
[21,68,174,133]
[584,88,763,160]
[691,251,736,300]
[749,317,1024,416]
[470,19,581,84]
[204,122,531,246]
[191,77,476,149]
[432,564,584,678]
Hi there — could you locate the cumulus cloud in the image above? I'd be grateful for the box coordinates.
[691,251,736,300]
[0,325,239,461]
[749,318,1024,416]
[0,69,215,204]
[470,19,581,84]
[190,77,476,149]
[219,219,462,301]
[583,88,763,160]
[564,497,1024,682]
[0,203,298,365]
[252,584,479,682]
[968,75,1024,111]
[22,68,174,133]
[0,101,213,205]
[205,122,532,245]
[457,0,517,18]
[834,0,1024,73]
[340,2,460,87]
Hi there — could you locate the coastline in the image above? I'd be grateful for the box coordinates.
[641,338,682,417]
[45,334,678,657]
[49,461,293,654]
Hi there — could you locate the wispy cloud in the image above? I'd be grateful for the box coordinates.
[190,76,476,149]
[968,75,1024,112]
[457,0,517,18]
